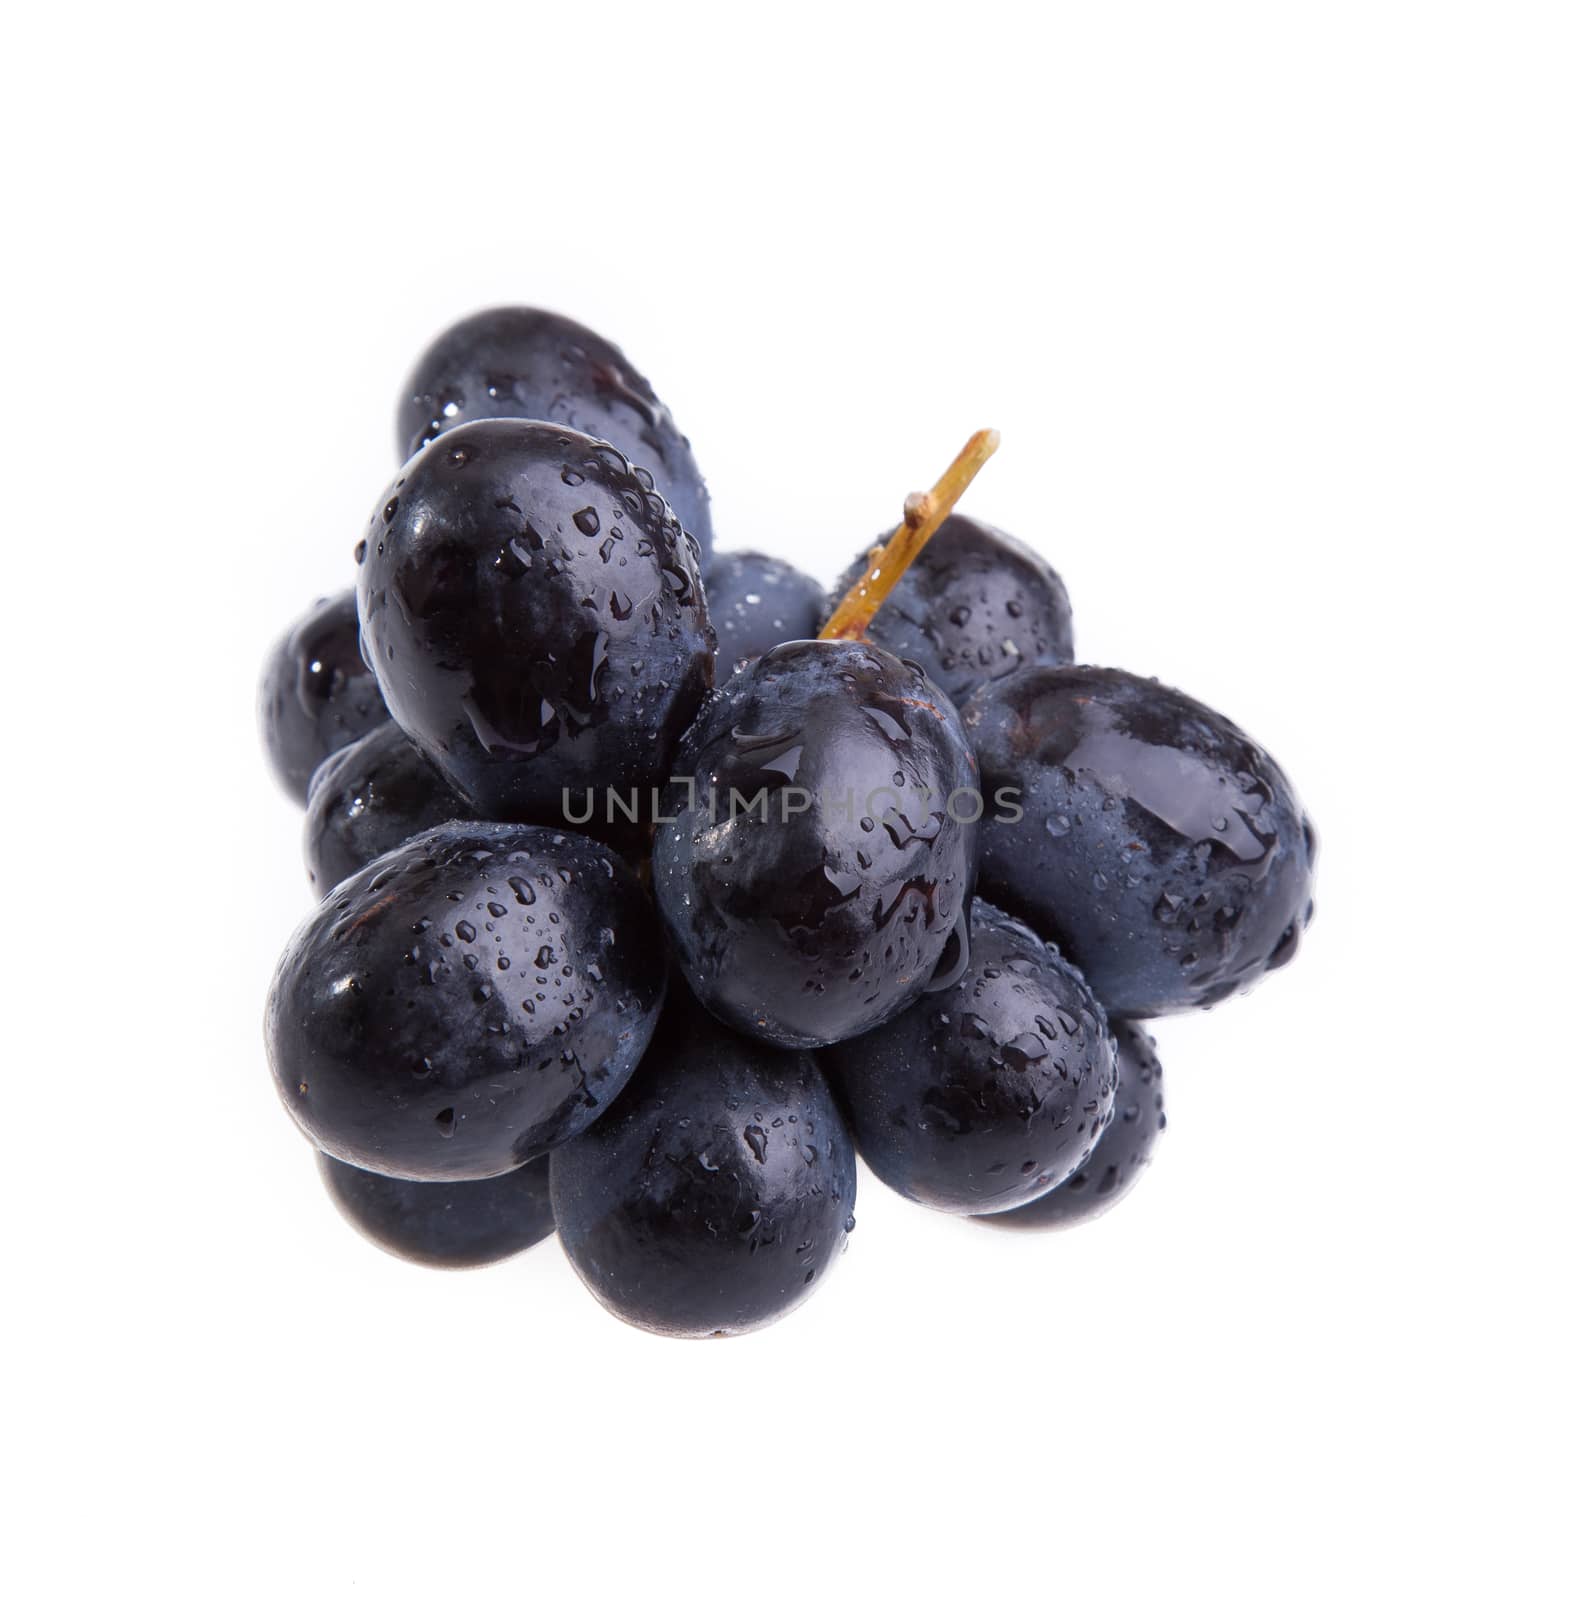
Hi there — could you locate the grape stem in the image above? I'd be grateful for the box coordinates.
[819,428,1000,642]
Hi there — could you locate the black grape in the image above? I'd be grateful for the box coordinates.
[396,306,713,563]
[259,591,389,803]
[551,993,856,1337]
[317,1152,554,1268]
[304,723,473,896]
[824,900,1116,1214]
[653,639,979,1048]
[823,515,1072,701]
[704,550,824,677]
[357,420,712,828]
[979,1022,1165,1230]
[266,822,666,1180]
[963,665,1315,1016]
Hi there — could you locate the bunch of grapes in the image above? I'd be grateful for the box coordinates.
[260,308,1317,1337]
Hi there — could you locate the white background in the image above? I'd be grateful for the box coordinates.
[5,4,1573,1596]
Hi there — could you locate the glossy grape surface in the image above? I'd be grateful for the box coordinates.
[317,1152,554,1268]
[824,515,1073,702]
[825,900,1116,1213]
[653,638,979,1048]
[979,1021,1164,1229]
[304,723,473,896]
[963,665,1315,1017]
[704,550,824,677]
[357,420,713,828]
[395,306,713,562]
[550,993,856,1337]
[266,822,666,1180]
[259,592,389,803]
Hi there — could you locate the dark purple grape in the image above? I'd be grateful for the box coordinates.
[266,821,666,1180]
[317,1152,554,1268]
[653,639,979,1049]
[824,900,1116,1214]
[258,592,389,802]
[304,723,474,896]
[550,991,856,1337]
[979,1022,1165,1229]
[823,515,1072,702]
[963,665,1315,1017]
[704,550,824,676]
[395,306,713,562]
[357,420,712,829]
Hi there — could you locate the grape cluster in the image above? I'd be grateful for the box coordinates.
[260,308,1317,1337]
